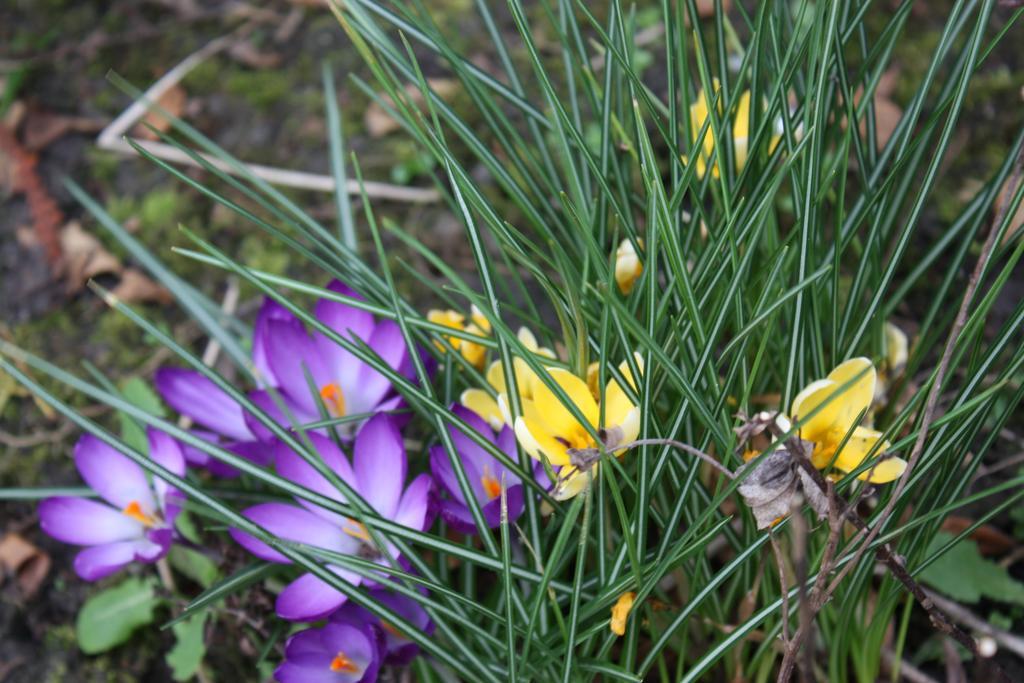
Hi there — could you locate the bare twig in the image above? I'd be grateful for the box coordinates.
[789,453,1012,683]
[926,589,1024,660]
[770,534,792,644]
[774,143,1024,682]
[96,35,440,203]
[623,438,736,479]
[863,144,1024,562]
[881,648,941,683]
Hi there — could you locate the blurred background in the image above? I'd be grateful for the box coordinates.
[1,0,1022,680]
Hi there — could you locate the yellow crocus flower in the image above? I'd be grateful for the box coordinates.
[513,356,641,500]
[610,592,636,636]
[790,358,906,483]
[687,81,782,179]
[427,305,491,369]
[461,327,556,430]
[614,238,643,295]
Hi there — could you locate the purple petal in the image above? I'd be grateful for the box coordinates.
[229,503,347,563]
[73,541,137,581]
[243,389,318,443]
[39,497,143,545]
[274,434,355,524]
[74,435,154,512]
[253,297,293,388]
[351,321,409,413]
[226,440,274,468]
[154,368,253,442]
[374,590,432,665]
[429,445,470,505]
[276,571,353,622]
[448,405,498,474]
[147,428,186,512]
[437,499,479,535]
[266,318,331,414]
[394,474,434,532]
[314,282,375,383]
[353,415,405,519]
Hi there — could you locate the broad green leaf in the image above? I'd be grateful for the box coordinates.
[117,376,166,453]
[168,547,220,589]
[166,612,208,681]
[76,577,161,654]
[920,532,1024,606]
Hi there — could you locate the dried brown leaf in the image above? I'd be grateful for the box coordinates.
[110,268,173,305]
[133,84,187,140]
[228,41,284,70]
[21,108,106,151]
[0,533,51,598]
[364,79,459,138]
[59,220,122,292]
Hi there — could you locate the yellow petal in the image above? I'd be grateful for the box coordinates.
[611,407,640,454]
[514,412,572,467]
[732,90,751,170]
[531,368,599,438]
[517,326,539,352]
[885,322,908,371]
[603,355,641,428]
[828,425,903,483]
[859,455,907,483]
[469,305,492,333]
[586,361,601,400]
[460,323,488,369]
[461,389,504,430]
[792,378,842,443]
[486,360,508,395]
[610,592,636,636]
[615,238,643,295]
[553,464,593,501]
[792,358,877,443]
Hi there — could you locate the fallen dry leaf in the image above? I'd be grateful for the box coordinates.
[110,267,173,305]
[21,108,106,151]
[0,533,51,598]
[940,516,1015,556]
[59,220,122,292]
[228,40,284,70]
[364,78,459,138]
[133,84,187,140]
[853,67,903,150]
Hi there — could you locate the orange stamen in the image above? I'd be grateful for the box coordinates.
[319,382,347,417]
[329,651,360,674]
[380,620,405,639]
[122,500,156,527]
[342,520,370,542]
[481,465,502,501]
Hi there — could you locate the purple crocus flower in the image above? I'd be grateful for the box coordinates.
[331,589,434,666]
[429,404,529,533]
[245,281,412,442]
[274,618,383,683]
[154,368,272,478]
[229,415,434,621]
[39,430,185,580]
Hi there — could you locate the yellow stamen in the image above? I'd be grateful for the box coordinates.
[342,520,370,542]
[481,464,502,501]
[329,651,359,674]
[122,500,156,527]
[320,383,347,417]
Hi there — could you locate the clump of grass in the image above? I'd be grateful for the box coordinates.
[3,1,1024,681]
